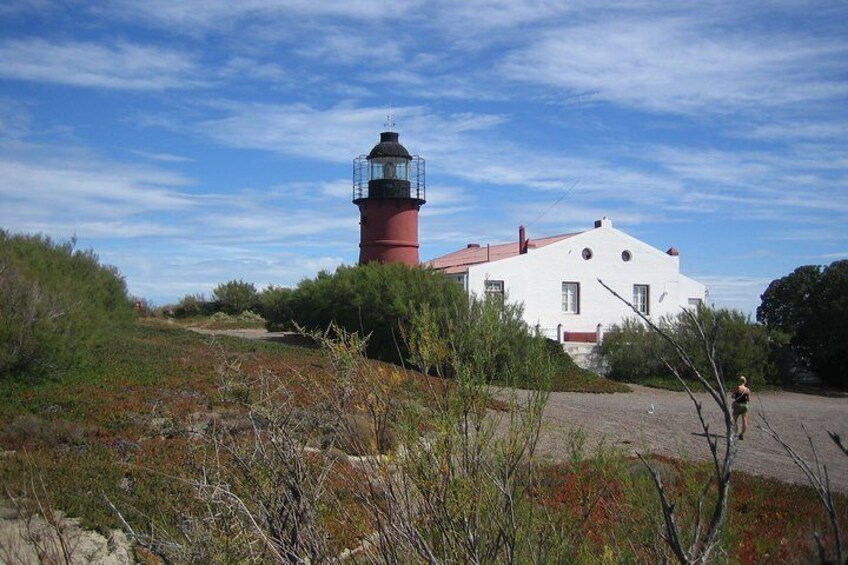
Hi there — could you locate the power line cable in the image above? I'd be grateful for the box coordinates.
[526,180,579,229]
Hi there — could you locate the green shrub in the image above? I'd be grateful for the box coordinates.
[600,317,668,382]
[275,263,466,363]
[212,279,258,315]
[0,230,134,380]
[257,285,293,330]
[407,293,606,390]
[171,293,212,318]
[406,294,532,381]
[236,310,264,322]
[271,263,609,391]
[601,306,772,388]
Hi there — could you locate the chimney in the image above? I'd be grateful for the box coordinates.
[519,225,528,254]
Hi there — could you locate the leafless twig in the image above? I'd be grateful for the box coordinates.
[759,412,844,564]
[599,278,737,564]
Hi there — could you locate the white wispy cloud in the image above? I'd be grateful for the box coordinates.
[160,179,361,247]
[0,98,30,139]
[500,17,848,114]
[698,275,772,316]
[433,0,570,29]
[101,0,410,31]
[193,103,388,161]
[120,251,348,304]
[522,205,661,233]
[188,102,693,221]
[0,0,55,16]
[130,150,194,163]
[185,99,847,247]
[192,103,507,163]
[297,29,404,64]
[218,57,288,82]
[742,121,848,141]
[820,252,848,261]
[1,140,367,304]
[199,211,356,242]
[18,219,189,239]
[0,38,203,90]
[642,145,848,218]
[764,228,848,243]
[0,143,195,237]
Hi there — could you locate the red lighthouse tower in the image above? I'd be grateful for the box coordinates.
[353,130,426,266]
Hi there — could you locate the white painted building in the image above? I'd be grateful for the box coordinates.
[428,217,706,342]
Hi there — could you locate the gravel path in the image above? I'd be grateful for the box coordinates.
[505,385,848,492]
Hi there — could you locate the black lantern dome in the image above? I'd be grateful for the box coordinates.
[353,131,425,204]
[367,131,411,159]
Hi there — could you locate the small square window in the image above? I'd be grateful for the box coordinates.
[484,279,504,301]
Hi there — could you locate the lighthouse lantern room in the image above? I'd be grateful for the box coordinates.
[353,130,426,266]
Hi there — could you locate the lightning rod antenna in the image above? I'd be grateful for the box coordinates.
[385,103,395,131]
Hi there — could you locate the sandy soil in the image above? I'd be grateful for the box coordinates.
[503,385,848,493]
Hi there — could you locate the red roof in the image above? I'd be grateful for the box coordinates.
[427,232,581,274]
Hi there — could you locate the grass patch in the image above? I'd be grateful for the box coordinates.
[547,368,631,393]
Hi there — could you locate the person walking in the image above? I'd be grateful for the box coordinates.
[731,376,751,440]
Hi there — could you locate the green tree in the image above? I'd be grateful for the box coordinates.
[757,260,848,389]
[212,279,258,315]
[757,265,821,337]
[805,260,848,389]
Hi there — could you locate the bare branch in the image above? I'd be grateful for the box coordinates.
[828,431,848,458]
[759,411,843,564]
[599,278,737,564]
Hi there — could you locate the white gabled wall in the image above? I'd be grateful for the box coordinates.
[465,220,706,339]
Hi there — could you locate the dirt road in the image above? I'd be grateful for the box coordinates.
[507,385,848,492]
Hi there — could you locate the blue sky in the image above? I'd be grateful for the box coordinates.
[1,1,846,314]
